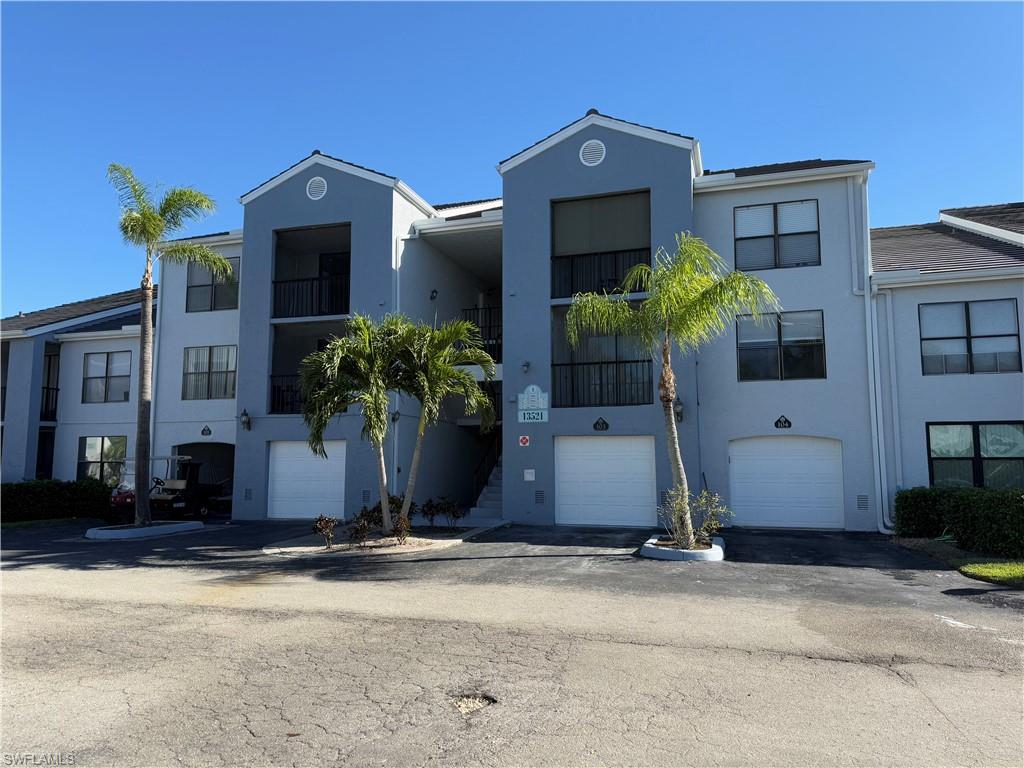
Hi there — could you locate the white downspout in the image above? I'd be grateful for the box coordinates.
[150,268,164,463]
[883,289,904,492]
[390,233,402,494]
[859,176,892,533]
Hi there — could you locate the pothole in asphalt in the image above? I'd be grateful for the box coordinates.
[454,693,497,715]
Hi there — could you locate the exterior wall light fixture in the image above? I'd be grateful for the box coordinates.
[239,409,253,431]
[521,361,531,374]
[673,397,684,423]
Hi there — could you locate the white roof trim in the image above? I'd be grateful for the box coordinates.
[54,325,141,342]
[497,114,695,175]
[161,230,243,249]
[0,301,150,340]
[435,199,503,218]
[694,162,875,192]
[871,264,1024,288]
[412,212,503,238]
[938,213,1024,247]
[239,155,437,218]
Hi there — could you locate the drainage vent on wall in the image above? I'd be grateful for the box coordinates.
[857,494,870,511]
[534,490,545,505]
[361,489,371,505]
[579,139,606,167]
[306,176,327,200]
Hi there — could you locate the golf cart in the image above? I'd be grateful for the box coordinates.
[110,455,216,521]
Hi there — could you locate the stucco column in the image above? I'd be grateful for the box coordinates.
[2,336,47,482]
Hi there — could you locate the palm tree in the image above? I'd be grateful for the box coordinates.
[396,319,497,523]
[108,163,233,526]
[300,314,410,533]
[565,233,779,549]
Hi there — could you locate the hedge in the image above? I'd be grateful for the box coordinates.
[894,486,1024,558]
[1,479,111,523]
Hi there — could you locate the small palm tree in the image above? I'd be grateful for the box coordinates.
[566,233,779,549]
[108,163,233,526]
[396,320,497,524]
[300,314,410,533]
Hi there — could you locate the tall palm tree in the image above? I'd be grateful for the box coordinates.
[300,314,410,533]
[397,319,497,523]
[108,163,233,526]
[565,233,779,549]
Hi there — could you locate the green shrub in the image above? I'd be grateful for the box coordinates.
[393,514,411,544]
[312,515,339,549]
[357,495,415,529]
[894,487,948,538]
[1,479,111,523]
[349,515,371,547]
[943,489,1024,559]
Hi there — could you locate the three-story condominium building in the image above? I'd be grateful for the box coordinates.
[3,111,1021,532]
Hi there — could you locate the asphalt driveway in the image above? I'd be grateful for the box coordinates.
[2,520,1021,766]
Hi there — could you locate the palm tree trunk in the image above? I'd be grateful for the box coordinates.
[658,337,695,549]
[134,253,154,526]
[374,441,392,533]
[400,408,428,522]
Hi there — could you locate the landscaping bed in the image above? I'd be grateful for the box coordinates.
[263,522,496,558]
[898,536,1024,589]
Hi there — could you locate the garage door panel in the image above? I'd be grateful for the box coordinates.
[268,440,346,519]
[556,436,657,527]
[729,436,843,528]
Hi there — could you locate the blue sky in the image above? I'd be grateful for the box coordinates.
[2,2,1022,315]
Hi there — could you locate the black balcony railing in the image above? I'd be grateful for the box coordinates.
[269,375,303,414]
[1,385,5,421]
[460,306,502,363]
[552,360,653,408]
[273,275,350,318]
[39,387,59,421]
[551,248,650,298]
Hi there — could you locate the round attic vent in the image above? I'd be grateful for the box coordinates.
[579,139,606,167]
[306,176,327,200]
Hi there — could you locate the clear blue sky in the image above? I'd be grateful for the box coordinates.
[2,2,1022,315]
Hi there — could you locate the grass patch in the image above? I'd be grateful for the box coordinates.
[898,537,1024,589]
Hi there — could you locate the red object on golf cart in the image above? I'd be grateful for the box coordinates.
[109,455,214,520]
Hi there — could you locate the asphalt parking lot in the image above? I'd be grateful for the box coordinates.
[2,520,1021,766]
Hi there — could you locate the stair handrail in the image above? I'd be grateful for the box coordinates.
[471,433,501,503]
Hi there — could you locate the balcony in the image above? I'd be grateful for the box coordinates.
[39,386,59,421]
[551,248,650,298]
[269,375,303,414]
[552,360,653,408]
[273,275,349,319]
[460,306,502,363]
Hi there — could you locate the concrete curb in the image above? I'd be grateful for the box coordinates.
[263,520,509,558]
[639,535,725,562]
[85,521,205,540]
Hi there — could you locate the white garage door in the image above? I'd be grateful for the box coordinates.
[728,436,843,528]
[555,436,657,527]
[268,440,346,520]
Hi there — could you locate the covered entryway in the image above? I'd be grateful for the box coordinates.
[728,436,844,528]
[555,436,657,527]
[268,440,346,520]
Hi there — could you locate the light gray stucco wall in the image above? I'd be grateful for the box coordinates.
[693,175,877,530]
[501,124,696,525]
[153,242,242,460]
[1,336,47,481]
[51,333,141,482]
[874,276,1024,501]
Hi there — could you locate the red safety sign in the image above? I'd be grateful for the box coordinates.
[518,435,530,447]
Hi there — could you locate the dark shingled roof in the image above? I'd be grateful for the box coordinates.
[703,159,871,177]
[940,202,1024,235]
[239,150,396,201]
[871,223,1024,273]
[500,110,694,166]
[433,198,502,211]
[1,287,156,332]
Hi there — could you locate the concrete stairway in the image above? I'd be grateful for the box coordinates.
[465,459,503,526]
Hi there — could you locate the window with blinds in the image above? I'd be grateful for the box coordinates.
[734,200,820,271]
[182,345,237,400]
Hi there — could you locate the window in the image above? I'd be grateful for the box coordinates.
[77,435,127,486]
[186,257,239,312]
[928,422,1024,489]
[737,310,826,381]
[551,306,652,407]
[919,299,1021,375]
[551,191,650,297]
[734,200,820,270]
[182,346,237,400]
[82,351,131,403]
